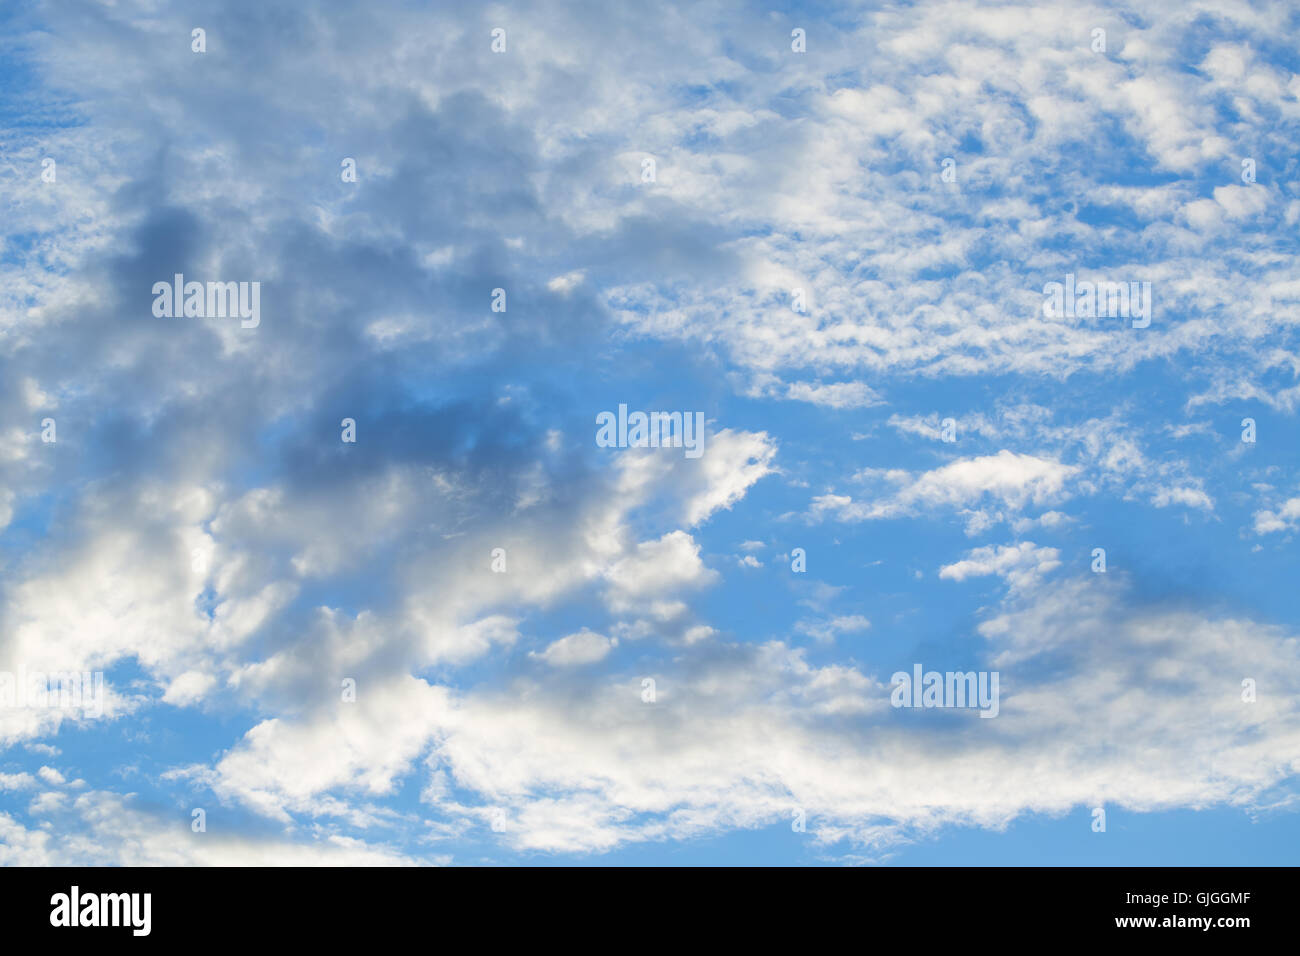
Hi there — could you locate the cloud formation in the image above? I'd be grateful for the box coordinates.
[1,0,1297,864]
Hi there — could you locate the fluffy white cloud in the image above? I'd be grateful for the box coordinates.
[940,541,1061,591]
[532,629,615,667]
[1253,496,1300,535]
[811,451,1077,526]
[604,531,719,615]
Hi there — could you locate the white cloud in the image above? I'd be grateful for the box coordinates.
[940,542,1061,591]
[605,531,719,614]
[0,791,426,866]
[1252,496,1300,535]
[37,766,66,786]
[796,615,871,643]
[532,630,615,667]
[812,451,1077,525]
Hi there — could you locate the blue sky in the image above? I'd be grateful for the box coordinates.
[1,0,1299,865]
